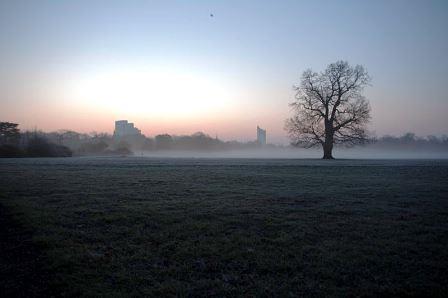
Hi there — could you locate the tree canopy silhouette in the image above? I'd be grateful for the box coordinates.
[285,61,371,159]
[0,122,20,145]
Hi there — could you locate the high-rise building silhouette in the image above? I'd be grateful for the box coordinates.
[257,126,266,145]
[114,120,142,137]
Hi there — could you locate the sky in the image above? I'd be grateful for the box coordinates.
[0,0,447,144]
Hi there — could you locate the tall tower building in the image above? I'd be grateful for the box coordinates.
[114,120,142,137]
[257,126,266,145]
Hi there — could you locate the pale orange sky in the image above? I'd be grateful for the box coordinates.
[2,65,448,144]
[1,67,291,143]
[1,1,448,144]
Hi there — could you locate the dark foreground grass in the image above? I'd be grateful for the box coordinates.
[0,157,448,297]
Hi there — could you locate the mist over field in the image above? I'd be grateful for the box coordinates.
[3,123,447,159]
[134,147,448,159]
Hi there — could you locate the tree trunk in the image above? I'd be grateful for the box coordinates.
[322,129,334,159]
[322,142,334,159]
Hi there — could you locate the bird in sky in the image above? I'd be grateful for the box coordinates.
[210,13,214,17]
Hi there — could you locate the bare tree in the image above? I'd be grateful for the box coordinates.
[285,61,371,159]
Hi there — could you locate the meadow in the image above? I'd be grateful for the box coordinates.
[1,157,447,297]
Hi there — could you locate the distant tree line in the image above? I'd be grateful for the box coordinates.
[1,122,272,158]
[41,130,271,155]
[0,122,72,158]
[370,133,448,151]
[2,121,447,158]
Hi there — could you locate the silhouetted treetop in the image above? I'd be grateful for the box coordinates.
[0,122,20,145]
[286,61,371,159]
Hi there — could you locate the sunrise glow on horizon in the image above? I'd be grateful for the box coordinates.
[1,1,447,143]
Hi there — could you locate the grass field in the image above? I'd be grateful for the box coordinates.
[1,157,448,297]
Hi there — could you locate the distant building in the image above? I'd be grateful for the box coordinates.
[257,126,266,145]
[114,120,142,137]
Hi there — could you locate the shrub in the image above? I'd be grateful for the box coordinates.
[0,144,24,158]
